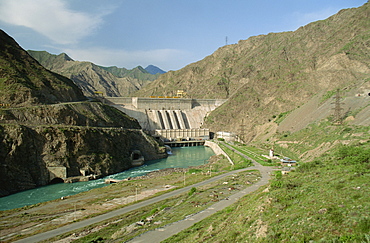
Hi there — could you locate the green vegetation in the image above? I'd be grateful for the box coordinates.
[272,121,370,161]
[320,89,337,104]
[165,143,370,242]
[274,110,292,124]
[54,170,260,243]
[2,3,370,242]
[188,187,197,196]
[218,142,253,169]
[230,144,278,166]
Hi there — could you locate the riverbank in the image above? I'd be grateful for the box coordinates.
[1,143,257,242]
[0,146,215,211]
[0,151,227,242]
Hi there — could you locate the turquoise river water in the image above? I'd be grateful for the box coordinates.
[0,146,215,211]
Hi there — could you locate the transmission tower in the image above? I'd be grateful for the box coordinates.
[238,119,246,143]
[332,89,344,125]
[225,36,228,46]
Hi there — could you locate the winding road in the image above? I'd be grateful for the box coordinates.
[15,144,275,243]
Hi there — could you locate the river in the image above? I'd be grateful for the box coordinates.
[0,146,214,211]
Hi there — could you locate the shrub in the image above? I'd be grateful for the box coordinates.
[336,145,370,165]
[188,187,197,196]
[188,169,202,174]
[271,180,283,189]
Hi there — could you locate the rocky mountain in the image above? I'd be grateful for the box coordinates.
[0,30,166,197]
[28,50,162,97]
[134,3,370,142]
[145,65,166,74]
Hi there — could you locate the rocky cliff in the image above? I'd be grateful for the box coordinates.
[0,30,167,197]
[0,124,166,196]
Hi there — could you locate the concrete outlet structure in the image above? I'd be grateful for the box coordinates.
[105,97,226,146]
[48,166,67,183]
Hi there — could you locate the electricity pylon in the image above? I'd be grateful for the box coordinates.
[332,89,344,125]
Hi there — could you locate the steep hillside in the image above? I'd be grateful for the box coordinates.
[28,50,160,97]
[0,30,167,196]
[134,3,370,141]
[0,30,85,107]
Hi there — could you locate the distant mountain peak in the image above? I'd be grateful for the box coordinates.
[58,52,74,61]
[145,65,166,75]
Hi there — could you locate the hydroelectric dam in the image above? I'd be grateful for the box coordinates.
[104,97,226,147]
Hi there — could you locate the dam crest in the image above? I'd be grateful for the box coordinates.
[105,97,226,146]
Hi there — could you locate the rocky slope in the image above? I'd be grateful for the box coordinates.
[0,30,86,107]
[28,50,161,97]
[0,124,165,197]
[134,3,370,142]
[0,30,167,197]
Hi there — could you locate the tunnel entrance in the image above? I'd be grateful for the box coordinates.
[49,177,64,184]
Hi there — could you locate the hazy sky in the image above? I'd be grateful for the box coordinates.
[0,0,366,71]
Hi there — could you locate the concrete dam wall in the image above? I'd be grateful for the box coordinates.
[105,97,226,144]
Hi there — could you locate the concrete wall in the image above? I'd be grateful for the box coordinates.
[156,129,210,140]
[108,97,226,132]
[204,141,233,165]
[105,97,226,111]
[48,166,67,180]
[105,97,132,105]
[132,97,192,110]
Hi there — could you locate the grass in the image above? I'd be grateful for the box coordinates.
[217,142,253,169]
[228,143,279,166]
[0,147,257,242]
[271,121,370,161]
[52,170,261,243]
[164,142,370,242]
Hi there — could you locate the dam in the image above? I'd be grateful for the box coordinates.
[104,97,226,146]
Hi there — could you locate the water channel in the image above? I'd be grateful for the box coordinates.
[0,146,215,211]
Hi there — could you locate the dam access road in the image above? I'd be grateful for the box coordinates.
[15,144,275,243]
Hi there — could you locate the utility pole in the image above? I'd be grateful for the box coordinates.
[225,36,228,46]
[332,89,344,125]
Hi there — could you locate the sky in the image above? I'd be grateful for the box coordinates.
[0,0,367,71]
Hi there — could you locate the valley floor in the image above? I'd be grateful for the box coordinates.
[1,144,273,243]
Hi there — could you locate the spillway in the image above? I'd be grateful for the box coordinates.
[107,97,226,146]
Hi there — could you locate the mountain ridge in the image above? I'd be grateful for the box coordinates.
[145,64,166,74]
[134,3,370,143]
[28,50,164,97]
